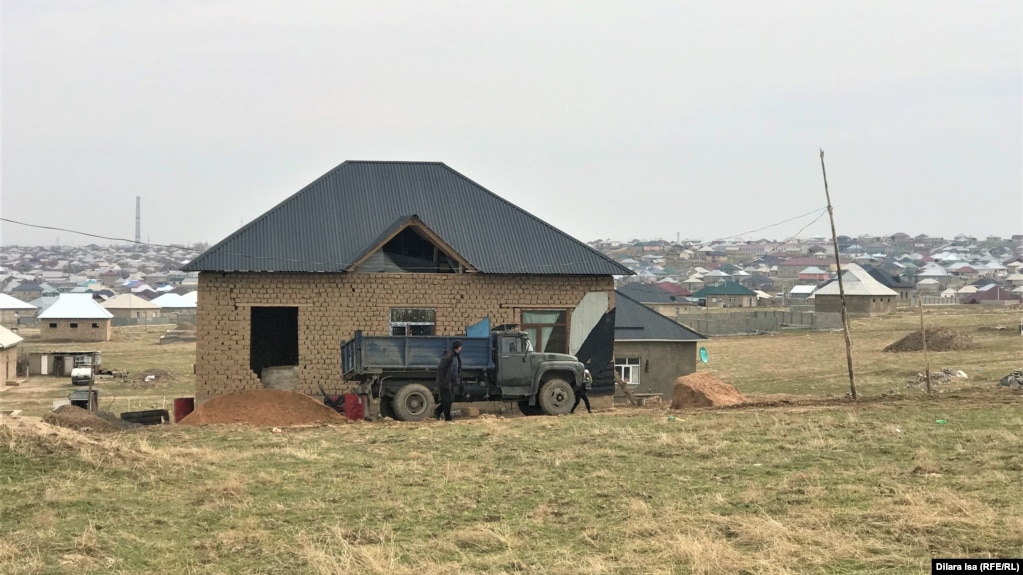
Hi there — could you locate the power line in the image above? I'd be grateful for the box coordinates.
[0,216,205,253]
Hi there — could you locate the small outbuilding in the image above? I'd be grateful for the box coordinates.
[0,325,23,382]
[0,293,37,328]
[612,290,708,402]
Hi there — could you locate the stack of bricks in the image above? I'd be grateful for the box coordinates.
[194,272,614,404]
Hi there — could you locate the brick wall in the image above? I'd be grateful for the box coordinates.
[195,272,614,403]
[39,319,112,342]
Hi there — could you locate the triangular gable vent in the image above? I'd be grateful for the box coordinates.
[347,216,478,274]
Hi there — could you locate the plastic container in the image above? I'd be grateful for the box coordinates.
[173,397,195,423]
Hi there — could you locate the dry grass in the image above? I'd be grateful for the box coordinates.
[1,306,1021,573]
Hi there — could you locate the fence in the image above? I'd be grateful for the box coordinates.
[673,310,844,336]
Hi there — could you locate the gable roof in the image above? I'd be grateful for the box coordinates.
[37,294,113,320]
[0,293,37,311]
[865,268,911,289]
[183,161,632,276]
[0,325,23,349]
[614,291,707,341]
[617,283,686,304]
[691,283,757,297]
[814,263,899,297]
[151,293,197,308]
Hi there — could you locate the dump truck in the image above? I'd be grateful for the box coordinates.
[340,326,588,421]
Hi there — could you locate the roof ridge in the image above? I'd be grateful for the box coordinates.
[439,164,632,275]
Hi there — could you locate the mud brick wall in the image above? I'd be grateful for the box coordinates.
[195,272,614,403]
[39,319,112,342]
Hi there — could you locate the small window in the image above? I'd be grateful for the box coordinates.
[522,310,568,353]
[49,322,57,328]
[92,323,100,328]
[390,308,435,336]
[70,323,78,329]
[615,358,641,386]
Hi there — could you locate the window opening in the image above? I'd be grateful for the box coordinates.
[390,308,436,336]
[615,358,641,386]
[521,310,568,353]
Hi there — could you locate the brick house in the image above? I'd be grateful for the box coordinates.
[183,161,631,404]
[814,264,898,316]
[0,293,37,328]
[36,294,113,342]
[691,282,758,308]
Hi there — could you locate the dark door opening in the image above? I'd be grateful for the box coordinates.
[250,307,299,379]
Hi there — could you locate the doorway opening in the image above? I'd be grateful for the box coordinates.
[250,307,298,379]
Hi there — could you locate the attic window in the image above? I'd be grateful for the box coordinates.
[363,227,460,273]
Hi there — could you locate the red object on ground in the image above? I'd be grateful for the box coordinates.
[173,397,195,423]
[344,393,365,420]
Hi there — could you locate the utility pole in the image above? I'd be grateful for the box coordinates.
[820,149,857,399]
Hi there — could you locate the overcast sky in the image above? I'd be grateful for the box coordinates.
[2,1,1020,249]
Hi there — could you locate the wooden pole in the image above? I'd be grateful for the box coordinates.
[614,372,639,406]
[819,149,857,399]
[918,297,931,394]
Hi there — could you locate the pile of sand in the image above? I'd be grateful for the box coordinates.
[670,373,746,409]
[178,389,348,426]
[883,327,976,353]
[42,404,123,433]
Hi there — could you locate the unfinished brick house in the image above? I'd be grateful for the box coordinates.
[36,294,113,342]
[183,161,631,404]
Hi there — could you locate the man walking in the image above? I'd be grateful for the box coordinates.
[434,340,462,421]
[571,369,593,414]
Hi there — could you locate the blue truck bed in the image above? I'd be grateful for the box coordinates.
[341,331,494,380]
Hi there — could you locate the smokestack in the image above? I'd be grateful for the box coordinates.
[135,196,141,249]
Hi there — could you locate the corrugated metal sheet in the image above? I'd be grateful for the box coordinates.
[37,294,113,320]
[614,291,707,342]
[183,162,632,276]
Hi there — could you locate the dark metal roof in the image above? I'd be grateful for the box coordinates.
[183,161,632,275]
[617,282,685,304]
[865,267,911,289]
[614,291,707,342]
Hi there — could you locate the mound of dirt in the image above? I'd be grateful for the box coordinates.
[139,368,177,381]
[2,415,142,460]
[883,327,977,353]
[178,389,348,426]
[670,373,746,409]
[42,404,123,433]
[175,322,196,331]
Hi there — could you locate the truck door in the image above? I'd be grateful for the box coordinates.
[495,335,530,389]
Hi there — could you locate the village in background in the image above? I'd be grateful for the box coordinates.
[1,230,1021,345]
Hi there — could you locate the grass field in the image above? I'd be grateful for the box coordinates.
[1,305,1021,574]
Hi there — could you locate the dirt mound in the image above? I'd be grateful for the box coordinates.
[175,322,196,331]
[179,389,347,426]
[42,404,123,433]
[139,368,177,381]
[670,373,746,409]
[883,327,977,353]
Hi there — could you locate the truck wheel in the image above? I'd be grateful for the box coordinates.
[517,400,543,416]
[391,384,435,422]
[537,379,575,416]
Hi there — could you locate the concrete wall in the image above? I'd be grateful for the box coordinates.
[194,272,614,404]
[613,340,697,401]
[815,294,896,316]
[674,310,843,335]
[39,319,112,342]
[2,346,17,381]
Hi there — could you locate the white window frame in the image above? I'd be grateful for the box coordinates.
[389,308,436,336]
[615,357,641,386]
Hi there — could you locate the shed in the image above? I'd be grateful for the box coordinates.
[0,325,24,382]
[613,290,708,402]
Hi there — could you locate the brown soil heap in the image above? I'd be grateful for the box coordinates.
[883,327,977,353]
[670,372,746,409]
[43,404,123,433]
[178,389,347,426]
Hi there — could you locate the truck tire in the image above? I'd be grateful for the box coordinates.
[537,378,575,416]
[517,400,543,416]
[391,383,435,422]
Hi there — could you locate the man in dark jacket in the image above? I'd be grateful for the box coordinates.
[434,340,462,421]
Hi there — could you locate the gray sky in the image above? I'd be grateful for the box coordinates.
[2,1,1021,248]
